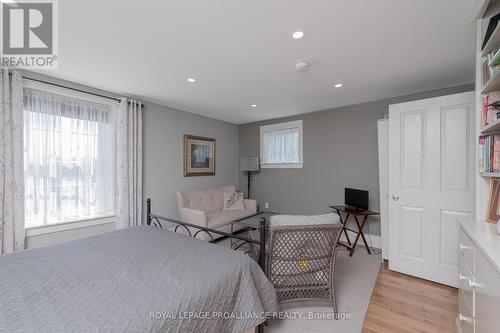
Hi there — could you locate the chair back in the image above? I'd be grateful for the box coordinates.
[268,214,343,304]
[176,185,235,213]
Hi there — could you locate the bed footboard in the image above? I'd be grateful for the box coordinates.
[146,199,268,333]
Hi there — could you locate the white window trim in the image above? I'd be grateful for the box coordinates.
[260,120,303,168]
[25,216,117,237]
[22,79,118,230]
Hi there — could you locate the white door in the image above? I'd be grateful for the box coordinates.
[388,92,475,287]
[377,119,389,260]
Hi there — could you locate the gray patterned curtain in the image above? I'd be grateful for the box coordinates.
[0,70,24,253]
[116,98,143,229]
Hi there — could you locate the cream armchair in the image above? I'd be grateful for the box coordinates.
[176,185,257,240]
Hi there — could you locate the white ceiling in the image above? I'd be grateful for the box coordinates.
[49,0,476,124]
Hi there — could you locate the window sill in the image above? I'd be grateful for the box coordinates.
[261,163,303,169]
[25,215,117,237]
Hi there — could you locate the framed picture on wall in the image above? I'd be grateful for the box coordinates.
[486,178,500,223]
[183,134,216,177]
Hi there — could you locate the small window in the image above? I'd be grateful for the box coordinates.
[260,120,303,168]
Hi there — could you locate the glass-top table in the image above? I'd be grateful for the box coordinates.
[231,211,277,229]
[229,212,278,259]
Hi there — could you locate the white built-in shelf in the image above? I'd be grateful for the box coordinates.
[481,172,500,178]
[481,72,500,93]
[482,24,500,56]
[481,118,500,133]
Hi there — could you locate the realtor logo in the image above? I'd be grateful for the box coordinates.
[1,0,58,68]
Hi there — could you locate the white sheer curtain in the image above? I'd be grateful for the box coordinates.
[262,127,300,163]
[23,88,114,227]
[0,70,24,253]
[115,99,142,229]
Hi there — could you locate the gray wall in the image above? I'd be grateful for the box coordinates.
[239,84,474,236]
[19,70,474,246]
[143,103,239,219]
[21,71,239,248]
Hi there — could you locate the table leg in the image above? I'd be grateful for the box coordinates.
[349,215,371,256]
[335,210,352,246]
[357,215,372,255]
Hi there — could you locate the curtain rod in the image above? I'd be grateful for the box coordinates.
[9,73,145,108]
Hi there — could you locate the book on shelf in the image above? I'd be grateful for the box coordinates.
[482,91,500,128]
[484,50,500,81]
[490,49,500,67]
[479,134,500,174]
[494,135,500,173]
[488,50,500,72]
[479,135,486,173]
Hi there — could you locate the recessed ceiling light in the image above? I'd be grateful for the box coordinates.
[292,30,305,39]
[187,78,196,83]
[251,104,258,108]
[334,83,343,88]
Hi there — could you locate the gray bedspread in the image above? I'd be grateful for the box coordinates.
[0,226,278,333]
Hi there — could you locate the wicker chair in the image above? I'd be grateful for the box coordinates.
[267,214,343,312]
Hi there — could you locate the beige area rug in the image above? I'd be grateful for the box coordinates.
[216,235,381,333]
[266,247,382,333]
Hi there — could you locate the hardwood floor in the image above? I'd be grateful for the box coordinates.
[362,261,458,333]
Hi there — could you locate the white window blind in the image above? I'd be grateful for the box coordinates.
[23,87,115,228]
[260,120,303,168]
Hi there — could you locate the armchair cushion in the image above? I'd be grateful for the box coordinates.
[178,207,208,227]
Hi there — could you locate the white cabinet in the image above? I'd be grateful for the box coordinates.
[457,222,500,333]
[474,247,500,333]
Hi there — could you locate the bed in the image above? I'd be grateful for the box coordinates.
[0,201,278,333]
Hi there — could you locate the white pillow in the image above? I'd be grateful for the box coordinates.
[222,192,245,211]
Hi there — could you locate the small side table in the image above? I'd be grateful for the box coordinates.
[330,205,379,257]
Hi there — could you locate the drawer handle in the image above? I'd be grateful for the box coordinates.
[459,274,478,289]
[459,243,472,251]
[459,313,472,323]
[468,280,479,289]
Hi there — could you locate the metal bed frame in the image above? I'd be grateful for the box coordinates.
[146,198,268,333]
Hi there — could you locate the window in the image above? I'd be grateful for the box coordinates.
[260,120,303,168]
[23,82,115,228]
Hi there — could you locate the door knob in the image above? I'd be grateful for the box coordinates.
[459,244,472,251]
[392,194,400,201]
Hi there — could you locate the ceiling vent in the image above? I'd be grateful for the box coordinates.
[294,61,310,72]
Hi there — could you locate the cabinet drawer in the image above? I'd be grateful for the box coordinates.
[458,255,475,316]
[474,246,500,333]
[459,228,475,274]
[455,314,474,333]
[457,281,474,333]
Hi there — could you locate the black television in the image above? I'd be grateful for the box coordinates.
[345,188,369,211]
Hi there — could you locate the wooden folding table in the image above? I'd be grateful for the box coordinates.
[330,205,379,257]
